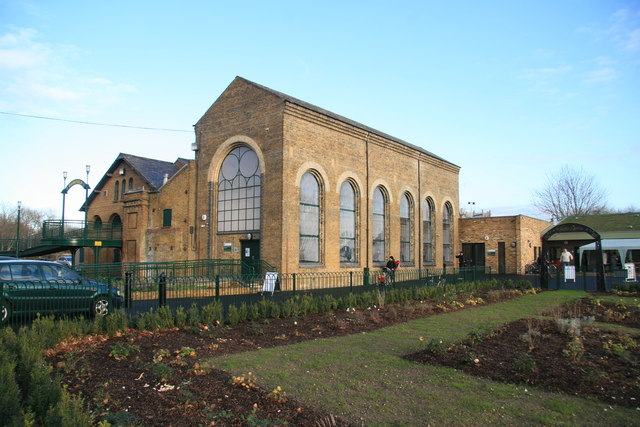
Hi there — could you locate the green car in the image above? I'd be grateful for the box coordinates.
[1,259,123,324]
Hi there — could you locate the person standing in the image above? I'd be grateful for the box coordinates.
[386,256,398,283]
[560,248,573,266]
[455,251,466,268]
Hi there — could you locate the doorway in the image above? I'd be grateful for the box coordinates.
[241,240,261,276]
[498,241,506,274]
[462,243,485,267]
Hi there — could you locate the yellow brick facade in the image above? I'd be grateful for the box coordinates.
[194,77,461,273]
[459,215,550,273]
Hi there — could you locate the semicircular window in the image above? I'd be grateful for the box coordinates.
[217,146,261,232]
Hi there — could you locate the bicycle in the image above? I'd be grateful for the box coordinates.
[377,267,393,287]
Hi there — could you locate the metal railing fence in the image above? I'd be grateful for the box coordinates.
[2,265,491,327]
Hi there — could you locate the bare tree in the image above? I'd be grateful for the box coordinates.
[0,203,54,239]
[533,165,608,221]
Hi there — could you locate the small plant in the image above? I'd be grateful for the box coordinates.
[190,363,210,375]
[250,321,265,335]
[108,342,140,361]
[266,385,287,403]
[422,337,449,356]
[230,371,257,390]
[602,333,638,358]
[152,349,171,364]
[562,336,585,361]
[513,353,537,373]
[519,320,541,352]
[175,347,196,358]
[376,289,386,308]
[151,363,174,383]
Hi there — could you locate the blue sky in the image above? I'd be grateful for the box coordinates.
[1,0,638,221]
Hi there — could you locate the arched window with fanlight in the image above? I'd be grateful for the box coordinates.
[423,197,435,265]
[300,172,322,264]
[443,202,453,265]
[372,186,387,265]
[339,180,357,264]
[217,146,261,232]
[400,193,413,264]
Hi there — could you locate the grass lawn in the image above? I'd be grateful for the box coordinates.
[207,290,640,426]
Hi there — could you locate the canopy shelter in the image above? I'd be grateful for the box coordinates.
[578,238,640,271]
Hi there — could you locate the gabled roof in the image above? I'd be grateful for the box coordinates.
[211,77,457,167]
[83,153,187,211]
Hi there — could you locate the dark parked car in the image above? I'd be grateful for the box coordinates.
[1,259,122,324]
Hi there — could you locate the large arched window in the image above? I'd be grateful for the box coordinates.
[372,187,387,264]
[423,197,435,265]
[400,193,413,264]
[443,202,453,265]
[217,146,261,232]
[300,172,321,263]
[339,181,357,264]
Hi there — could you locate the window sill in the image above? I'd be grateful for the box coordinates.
[340,263,361,268]
[299,263,325,269]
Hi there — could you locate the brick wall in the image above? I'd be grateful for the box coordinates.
[459,215,550,273]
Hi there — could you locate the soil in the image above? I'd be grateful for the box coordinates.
[45,292,640,426]
[405,296,640,409]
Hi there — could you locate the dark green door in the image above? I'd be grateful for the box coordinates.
[241,240,261,277]
[498,242,506,274]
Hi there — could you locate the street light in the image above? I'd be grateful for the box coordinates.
[62,171,68,235]
[85,165,90,224]
[15,201,21,258]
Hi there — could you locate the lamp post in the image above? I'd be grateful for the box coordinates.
[85,165,90,224]
[61,171,68,236]
[15,201,21,258]
[468,201,475,217]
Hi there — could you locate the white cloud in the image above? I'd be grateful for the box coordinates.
[608,8,640,54]
[0,27,134,116]
[582,67,617,84]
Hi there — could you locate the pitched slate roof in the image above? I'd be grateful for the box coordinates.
[121,153,183,191]
[235,77,457,167]
[83,153,187,211]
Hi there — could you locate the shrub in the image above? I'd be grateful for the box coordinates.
[0,347,22,424]
[44,387,93,426]
[27,362,61,424]
[227,305,241,325]
[174,306,187,328]
[186,303,200,327]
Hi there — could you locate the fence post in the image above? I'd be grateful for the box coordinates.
[349,271,353,293]
[292,273,296,296]
[124,270,132,309]
[158,272,167,307]
[0,282,4,325]
[215,275,220,301]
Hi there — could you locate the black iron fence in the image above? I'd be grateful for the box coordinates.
[3,261,636,328]
[2,265,489,327]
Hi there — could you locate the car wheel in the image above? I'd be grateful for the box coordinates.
[92,297,110,317]
[1,301,11,324]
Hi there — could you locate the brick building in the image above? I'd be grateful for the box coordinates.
[85,153,194,264]
[86,77,461,273]
[459,215,551,274]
